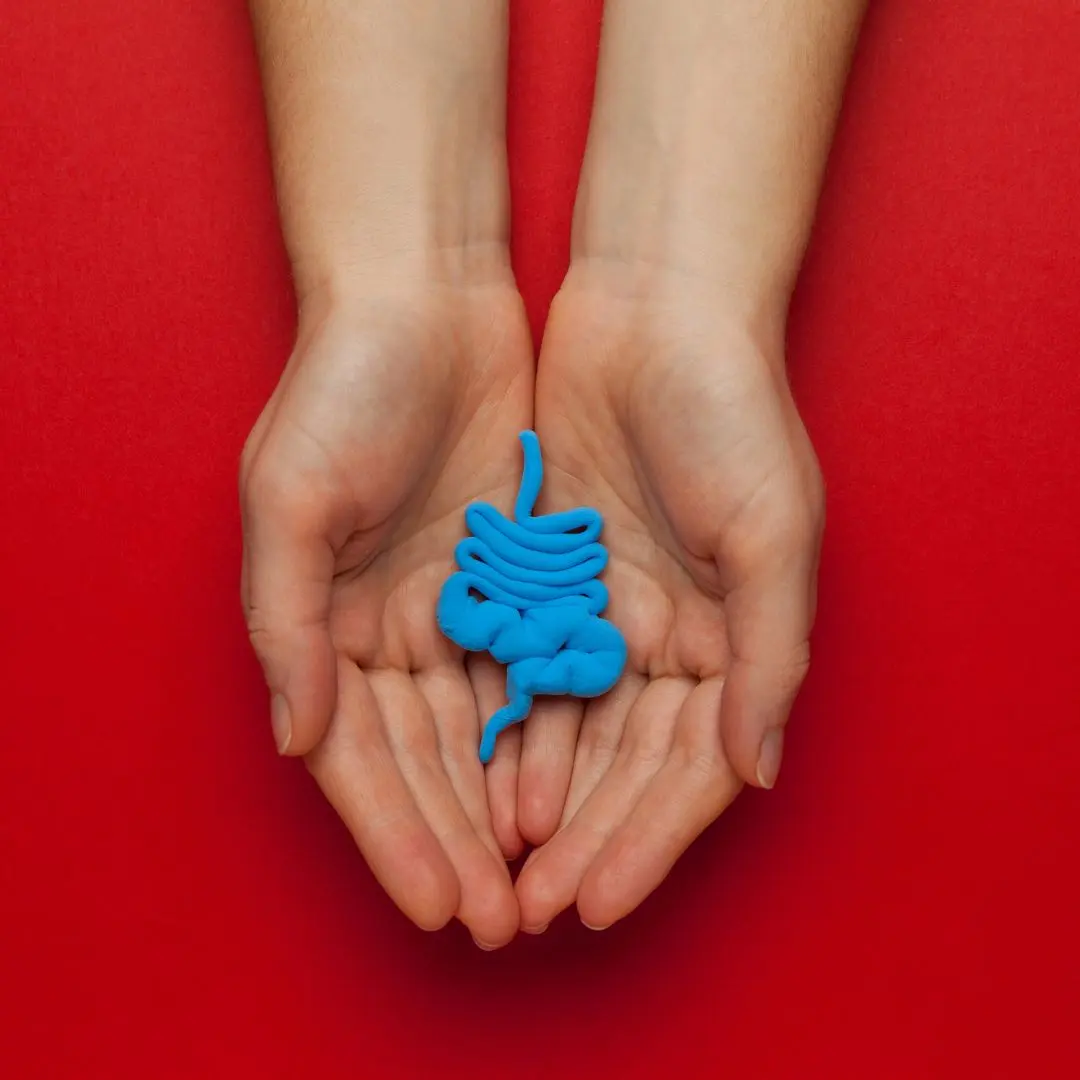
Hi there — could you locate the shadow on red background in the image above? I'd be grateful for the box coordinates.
[1,2,1078,1077]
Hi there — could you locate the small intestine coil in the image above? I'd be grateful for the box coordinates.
[437,430,628,762]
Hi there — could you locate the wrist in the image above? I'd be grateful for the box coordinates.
[281,112,511,303]
[252,2,512,303]
[570,137,805,332]
[553,256,787,380]
[570,0,864,327]
[295,244,520,338]
[288,172,512,306]
[566,194,793,351]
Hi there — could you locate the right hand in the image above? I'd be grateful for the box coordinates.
[240,268,533,948]
[516,265,824,931]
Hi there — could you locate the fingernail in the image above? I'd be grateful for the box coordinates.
[472,937,499,951]
[523,923,549,935]
[271,694,292,755]
[581,920,610,932]
[756,727,784,789]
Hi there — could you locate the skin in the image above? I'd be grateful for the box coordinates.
[513,0,867,931]
[242,0,866,944]
[242,1,530,947]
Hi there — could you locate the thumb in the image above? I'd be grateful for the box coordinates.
[241,480,338,757]
[719,552,816,790]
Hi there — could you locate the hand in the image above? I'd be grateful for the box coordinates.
[240,272,533,947]
[516,264,824,931]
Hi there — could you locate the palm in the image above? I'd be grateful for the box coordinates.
[516,278,822,931]
[242,280,533,945]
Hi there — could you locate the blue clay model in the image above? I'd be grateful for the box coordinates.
[437,430,628,763]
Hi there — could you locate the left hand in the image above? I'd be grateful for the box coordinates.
[515,263,825,931]
[240,275,533,946]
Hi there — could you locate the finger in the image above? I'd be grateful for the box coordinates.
[515,677,689,932]
[514,680,638,885]
[306,660,459,931]
[415,665,503,863]
[517,697,583,847]
[241,462,337,757]
[469,655,525,860]
[577,678,740,930]
[719,550,816,789]
[371,670,519,949]
[560,673,645,827]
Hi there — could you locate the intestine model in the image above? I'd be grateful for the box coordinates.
[437,430,628,763]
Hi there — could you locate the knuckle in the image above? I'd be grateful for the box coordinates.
[731,465,825,569]
[239,434,323,522]
[397,722,442,764]
[244,604,294,665]
[681,745,730,787]
[245,614,276,658]
[239,429,261,484]
[779,482,824,549]
[240,455,295,516]
[802,461,826,531]
[779,643,812,697]
[436,718,477,764]
[621,734,669,773]
[245,610,269,639]
[761,504,822,566]
[576,721,622,765]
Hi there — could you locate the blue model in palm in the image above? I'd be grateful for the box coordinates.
[437,430,628,763]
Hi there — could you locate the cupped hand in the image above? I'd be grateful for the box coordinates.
[516,264,824,931]
[240,269,533,947]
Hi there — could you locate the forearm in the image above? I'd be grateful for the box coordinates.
[249,0,511,299]
[573,0,866,322]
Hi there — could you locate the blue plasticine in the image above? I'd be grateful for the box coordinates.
[437,430,628,763]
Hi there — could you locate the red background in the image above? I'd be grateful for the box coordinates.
[2,1,1078,1076]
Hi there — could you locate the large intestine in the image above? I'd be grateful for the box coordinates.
[437,430,628,763]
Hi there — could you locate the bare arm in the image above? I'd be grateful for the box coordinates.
[579,0,866,788]
[514,1,867,930]
[244,0,514,758]
[248,0,512,302]
[574,0,866,330]
[241,2,529,942]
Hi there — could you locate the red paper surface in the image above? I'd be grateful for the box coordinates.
[2,2,1078,1076]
